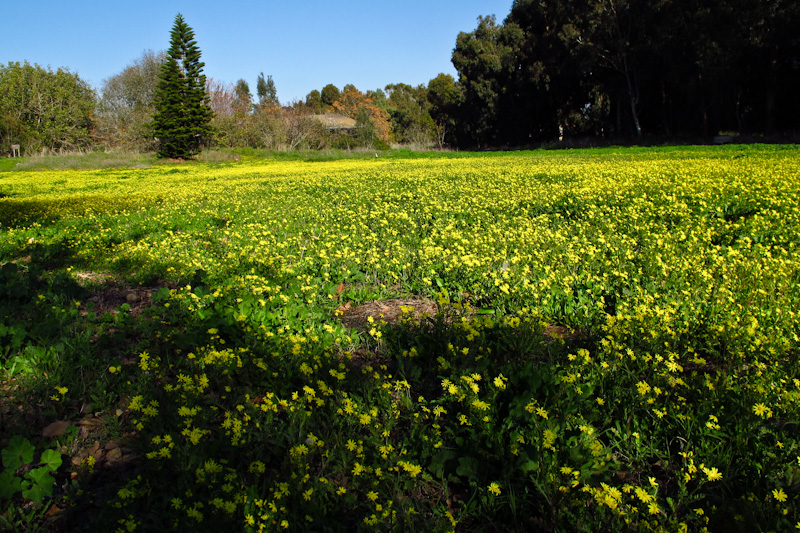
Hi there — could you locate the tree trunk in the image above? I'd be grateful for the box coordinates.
[765,59,777,133]
[623,56,642,138]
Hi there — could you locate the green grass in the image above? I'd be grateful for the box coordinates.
[0,157,22,172]
[5,143,791,173]
[11,151,160,171]
[2,148,442,172]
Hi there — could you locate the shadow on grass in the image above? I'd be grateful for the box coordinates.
[0,195,141,228]
[2,242,769,531]
[0,240,174,530]
[2,239,599,531]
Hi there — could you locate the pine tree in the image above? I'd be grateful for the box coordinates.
[153,14,213,159]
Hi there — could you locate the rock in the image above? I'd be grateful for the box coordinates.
[42,420,71,437]
[105,447,123,464]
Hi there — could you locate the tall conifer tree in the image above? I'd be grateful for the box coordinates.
[153,14,213,158]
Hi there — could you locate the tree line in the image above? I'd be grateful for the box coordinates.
[0,11,447,159]
[1,2,798,157]
[0,56,445,157]
[449,0,800,147]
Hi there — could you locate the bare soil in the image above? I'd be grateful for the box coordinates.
[337,297,438,333]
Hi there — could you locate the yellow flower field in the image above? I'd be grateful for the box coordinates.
[0,145,799,531]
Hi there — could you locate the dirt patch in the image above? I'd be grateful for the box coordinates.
[338,297,438,333]
[68,413,139,471]
[34,410,140,473]
[543,324,582,342]
[73,272,175,318]
[74,271,114,285]
[1,255,31,266]
[82,287,156,318]
[335,295,587,349]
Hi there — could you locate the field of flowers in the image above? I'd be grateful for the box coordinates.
[0,145,799,531]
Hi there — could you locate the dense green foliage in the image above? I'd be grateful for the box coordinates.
[0,146,799,531]
[446,0,800,146]
[321,84,341,107]
[383,83,435,145]
[0,62,96,155]
[152,14,214,159]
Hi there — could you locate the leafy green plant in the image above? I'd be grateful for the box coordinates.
[0,436,63,504]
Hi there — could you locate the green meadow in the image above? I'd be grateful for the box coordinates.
[1,145,799,532]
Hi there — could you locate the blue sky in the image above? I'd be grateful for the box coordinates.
[3,1,512,103]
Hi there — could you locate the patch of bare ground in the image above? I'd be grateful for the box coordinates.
[336,296,587,344]
[73,271,176,318]
[543,324,585,343]
[335,297,439,370]
[2,255,31,266]
[68,412,140,472]
[36,407,140,474]
[37,407,142,530]
[1,396,141,512]
[337,297,439,333]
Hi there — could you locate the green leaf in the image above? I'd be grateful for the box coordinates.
[22,483,50,504]
[456,456,479,481]
[2,435,34,470]
[27,466,55,488]
[24,467,56,503]
[0,469,23,500]
[428,450,458,479]
[40,449,62,471]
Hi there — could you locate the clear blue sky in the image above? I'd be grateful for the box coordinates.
[3,1,512,103]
